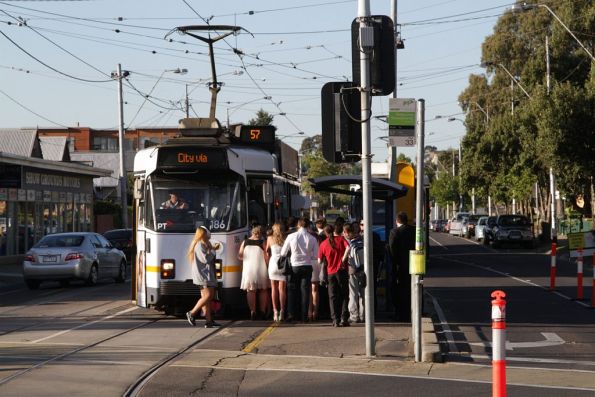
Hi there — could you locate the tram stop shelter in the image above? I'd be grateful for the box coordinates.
[308,174,408,236]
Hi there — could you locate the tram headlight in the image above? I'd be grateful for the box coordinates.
[160,259,175,279]
[214,258,223,279]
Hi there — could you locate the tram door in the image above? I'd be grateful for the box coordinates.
[247,177,273,226]
[135,230,147,307]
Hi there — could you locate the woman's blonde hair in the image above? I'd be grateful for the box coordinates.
[187,226,219,262]
[271,222,285,246]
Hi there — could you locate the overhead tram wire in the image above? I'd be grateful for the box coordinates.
[0,89,68,128]
[0,29,112,83]
[1,10,110,79]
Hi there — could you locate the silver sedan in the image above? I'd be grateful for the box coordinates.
[22,232,126,289]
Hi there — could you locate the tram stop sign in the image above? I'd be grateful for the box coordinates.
[388,98,416,147]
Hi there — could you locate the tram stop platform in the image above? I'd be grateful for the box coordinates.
[235,315,441,363]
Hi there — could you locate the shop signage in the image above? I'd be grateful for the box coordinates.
[24,171,81,188]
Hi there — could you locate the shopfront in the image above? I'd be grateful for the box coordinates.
[0,154,110,256]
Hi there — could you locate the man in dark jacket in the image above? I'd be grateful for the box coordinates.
[388,211,415,322]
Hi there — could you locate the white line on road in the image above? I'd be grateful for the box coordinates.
[429,236,447,249]
[468,354,595,368]
[31,306,137,343]
[435,256,592,308]
[172,362,595,392]
[426,291,459,354]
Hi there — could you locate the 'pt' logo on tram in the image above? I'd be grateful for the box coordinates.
[177,152,208,163]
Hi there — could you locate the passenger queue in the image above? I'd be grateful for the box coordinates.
[185,214,415,328]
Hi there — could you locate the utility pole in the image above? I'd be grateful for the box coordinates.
[112,64,129,228]
[357,0,375,357]
[185,84,190,118]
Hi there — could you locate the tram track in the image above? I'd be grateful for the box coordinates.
[0,310,161,387]
[123,320,236,397]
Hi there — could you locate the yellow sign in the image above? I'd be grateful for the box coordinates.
[409,250,426,275]
[568,233,585,250]
[396,162,415,225]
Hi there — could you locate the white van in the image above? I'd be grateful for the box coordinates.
[449,212,470,237]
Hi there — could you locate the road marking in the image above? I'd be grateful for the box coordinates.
[31,306,137,343]
[469,332,565,350]
[426,291,458,354]
[242,322,278,353]
[468,354,595,368]
[429,236,447,250]
[435,256,592,308]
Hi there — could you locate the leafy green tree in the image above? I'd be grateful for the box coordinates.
[248,109,274,126]
[457,0,594,225]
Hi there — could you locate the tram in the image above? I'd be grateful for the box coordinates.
[132,119,302,314]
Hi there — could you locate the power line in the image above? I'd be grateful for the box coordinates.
[0,29,112,82]
[0,88,68,127]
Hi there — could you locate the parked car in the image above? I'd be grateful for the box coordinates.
[22,232,127,289]
[103,228,133,263]
[462,214,488,239]
[438,219,448,232]
[474,216,491,241]
[449,212,470,237]
[484,215,534,248]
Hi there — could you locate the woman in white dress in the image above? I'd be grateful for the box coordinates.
[238,225,269,320]
[265,222,286,322]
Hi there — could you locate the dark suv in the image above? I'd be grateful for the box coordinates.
[103,229,133,262]
[485,215,534,248]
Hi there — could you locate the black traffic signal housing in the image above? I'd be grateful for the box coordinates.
[351,15,395,96]
[321,81,362,163]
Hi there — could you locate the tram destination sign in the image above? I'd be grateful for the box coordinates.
[157,147,227,169]
[388,98,416,147]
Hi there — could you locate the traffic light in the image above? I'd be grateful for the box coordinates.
[321,82,362,163]
[351,15,395,96]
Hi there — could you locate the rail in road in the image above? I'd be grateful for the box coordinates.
[1,255,594,395]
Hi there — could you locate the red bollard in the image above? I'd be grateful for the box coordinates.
[550,242,557,290]
[491,290,506,397]
[577,249,584,300]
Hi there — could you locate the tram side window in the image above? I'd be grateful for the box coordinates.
[145,183,155,230]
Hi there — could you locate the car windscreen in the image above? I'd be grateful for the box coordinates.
[35,235,85,248]
[499,216,530,227]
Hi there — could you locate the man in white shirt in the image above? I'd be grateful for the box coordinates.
[281,217,318,322]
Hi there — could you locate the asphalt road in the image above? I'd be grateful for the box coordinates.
[1,238,594,396]
[426,231,595,372]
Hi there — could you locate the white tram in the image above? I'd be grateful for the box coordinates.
[132,121,302,314]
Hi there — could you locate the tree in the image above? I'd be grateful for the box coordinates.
[248,109,274,126]
[457,0,594,225]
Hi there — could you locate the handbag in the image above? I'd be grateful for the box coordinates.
[277,254,293,276]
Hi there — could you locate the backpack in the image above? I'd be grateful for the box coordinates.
[348,238,364,272]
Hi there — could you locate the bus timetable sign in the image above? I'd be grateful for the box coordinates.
[388,98,416,147]
[157,147,227,169]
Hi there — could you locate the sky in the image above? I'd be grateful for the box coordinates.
[0,0,515,161]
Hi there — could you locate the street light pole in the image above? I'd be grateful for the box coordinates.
[512,3,594,61]
[481,61,531,99]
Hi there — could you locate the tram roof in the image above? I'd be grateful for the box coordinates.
[308,175,408,200]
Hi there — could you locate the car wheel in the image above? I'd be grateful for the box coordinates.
[492,240,501,249]
[465,231,471,239]
[25,279,40,290]
[115,261,126,283]
[86,264,98,286]
[483,236,490,245]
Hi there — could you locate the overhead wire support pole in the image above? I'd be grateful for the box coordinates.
[357,0,375,358]
[388,0,398,191]
[112,64,128,229]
